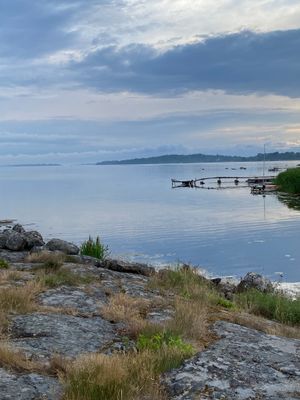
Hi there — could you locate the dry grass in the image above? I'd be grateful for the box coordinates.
[218,309,300,339]
[0,280,43,336]
[101,293,152,337]
[62,348,190,400]
[25,250,66,264]
[167,298,210,346]
[0,270,23,284]
[0,343,46,373]
[0,280,42,314]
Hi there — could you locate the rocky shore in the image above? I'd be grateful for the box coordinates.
[0,224,299,399]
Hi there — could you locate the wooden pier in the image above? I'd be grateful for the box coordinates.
[171,175,275,190]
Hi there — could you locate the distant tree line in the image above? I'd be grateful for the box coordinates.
[97,152,300,165]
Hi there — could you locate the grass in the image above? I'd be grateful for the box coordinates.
[80,236,109,260]
[0,343,45,373]
[0,281,42,336]
[236,289,300,325]
[137,330,194,354]
[38,268,93,288]
[0,259,9,269]
[62,347,190,400]
[0,281,41,314]
[274,168,300,194]
[26,250,66,264]
[101,293,151,337]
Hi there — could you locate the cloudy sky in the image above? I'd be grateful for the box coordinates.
[1,0,300,164]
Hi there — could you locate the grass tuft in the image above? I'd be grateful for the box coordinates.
[62,347,190,400]
[236,289,300,325]
[38,268,93,288]
[26,251,65,265]
[80,236,109,260]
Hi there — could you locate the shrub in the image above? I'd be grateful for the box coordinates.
[274,168,300,194]
[80,236,109,260]
[236,289,300,325]
[0,259,9,269]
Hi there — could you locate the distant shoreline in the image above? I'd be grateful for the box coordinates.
[96,152,300,165]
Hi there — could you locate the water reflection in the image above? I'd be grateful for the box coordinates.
[277,193,300,212]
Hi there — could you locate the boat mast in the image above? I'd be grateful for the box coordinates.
[263,144,266,184]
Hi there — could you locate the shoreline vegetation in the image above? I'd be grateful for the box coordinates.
[275,167,300,194]
[96,151,300,165]
[0,225,299,399]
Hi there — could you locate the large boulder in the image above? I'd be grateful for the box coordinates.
[103,259,155,276]
[237,272,273,293]
[46,239,79,255]
[0,233,7,249]
[5,230,27,251]
[24,231,45,249]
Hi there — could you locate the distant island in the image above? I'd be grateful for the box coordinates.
[97,151,300,165]
[1,163,61,168]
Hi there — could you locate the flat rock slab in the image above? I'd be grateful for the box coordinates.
[11,313,117,360]
[0,368,61,400]
[38,286,107,314]
[164,321,300,400]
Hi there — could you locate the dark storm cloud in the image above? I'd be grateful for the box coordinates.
[73,29,300,97]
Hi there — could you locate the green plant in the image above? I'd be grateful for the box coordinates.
[137,331,194,354]
[236,289,300,325]
[217,297,235,309]
[0,259,9,269]
[80,236,109,260]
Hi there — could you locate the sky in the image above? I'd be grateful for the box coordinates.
[1,0,300,164]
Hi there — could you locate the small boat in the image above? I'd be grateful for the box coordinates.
[251,184,278,194]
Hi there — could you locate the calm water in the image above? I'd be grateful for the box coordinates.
[0,161,300,282]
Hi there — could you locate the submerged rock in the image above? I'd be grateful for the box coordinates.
[46,239,79,255]
[237,272,273,293]
[163,321,300,400]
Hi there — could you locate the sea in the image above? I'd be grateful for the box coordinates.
[0,160,299,282]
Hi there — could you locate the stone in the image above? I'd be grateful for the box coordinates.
[38,286,107,314]
[12,313,118,359]
[237,272,273,293]
[0,233,7,249]
[12,223,26,234]
[46,239,79,255]
[211,277,238,300]
[5,230,27,251]
[103,258,155,276]
[163,321,300,400]
[24,230,45,249]
[0,368,62,400]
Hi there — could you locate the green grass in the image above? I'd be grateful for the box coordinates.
[274,168,300,194]
[80,236,109,260]
[236,289,300,325]
[38,268,93,288]
[137,331,194,354]
[0,259,9,269]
